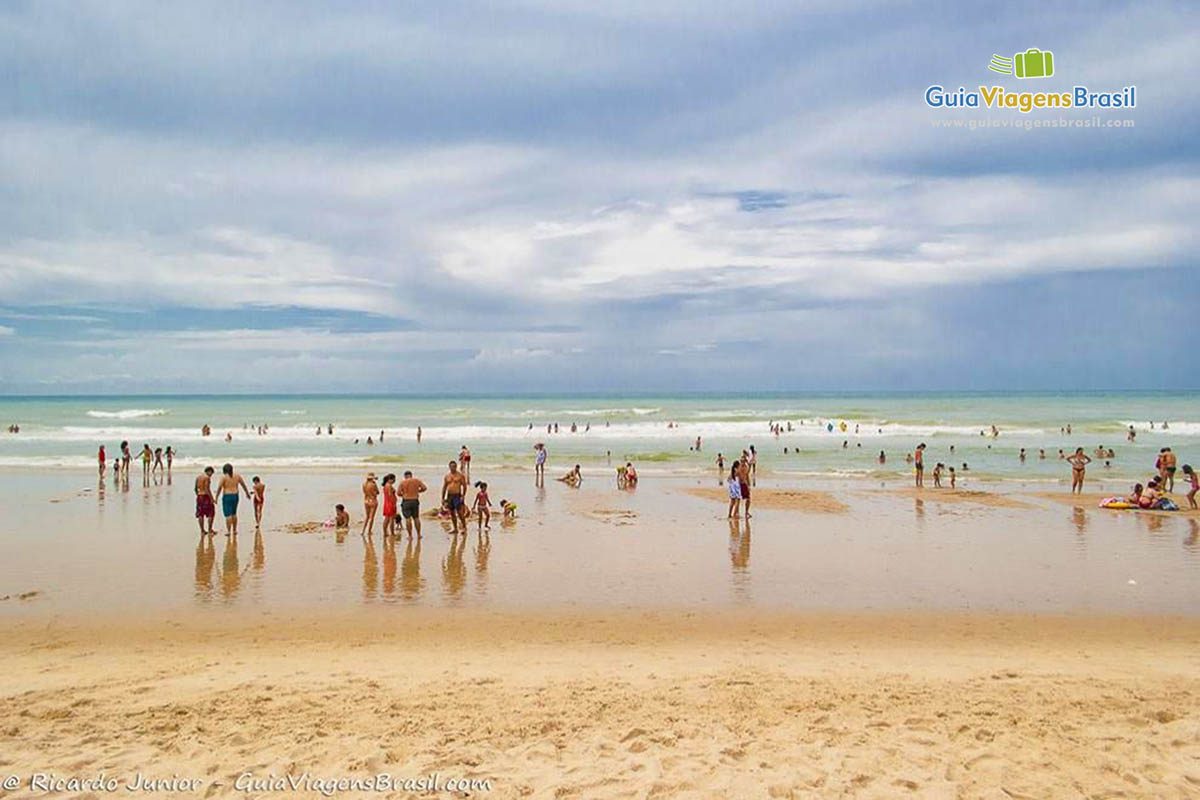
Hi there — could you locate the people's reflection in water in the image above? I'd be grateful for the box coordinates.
[252,529,265,572]
[381,535,397,599]
[442,533,467,599]
[220,534,241,600]
[97,477,106,506]
[1071,506,1088,536]
[728,517,750,570]
[914,498,925,525]
[1184,519,1199,552]
[1140,514,1165,534]
[473,530,491,593]
[362,534,378,600]
[401,538,424,600]
[194,536,216,600]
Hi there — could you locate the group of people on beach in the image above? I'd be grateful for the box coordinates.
[194,463,264,536]
[99,441,174,483]
[353,446,517,539]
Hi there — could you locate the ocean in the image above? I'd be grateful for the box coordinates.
[0,392,1196,483]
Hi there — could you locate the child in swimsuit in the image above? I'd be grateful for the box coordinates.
[1183,465,1198,510]
[500,500,517,520]
[252,476,266,530]
[473,481,491,528]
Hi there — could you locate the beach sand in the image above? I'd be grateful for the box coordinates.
[1,611,1198,799]
[1033,491,1200,516]
[682,486,849,513]
[884,487,1035,509]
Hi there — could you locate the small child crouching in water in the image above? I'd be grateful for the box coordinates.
[500,499,517,520]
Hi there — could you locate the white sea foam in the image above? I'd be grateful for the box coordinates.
[85,408,168,419]
[278,409,308,415]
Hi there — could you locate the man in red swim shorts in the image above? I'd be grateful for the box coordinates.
[195,466,216,535]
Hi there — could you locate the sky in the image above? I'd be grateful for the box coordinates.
[0,0,1197,393]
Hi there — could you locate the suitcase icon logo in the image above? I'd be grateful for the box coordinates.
[988,48,1054,79]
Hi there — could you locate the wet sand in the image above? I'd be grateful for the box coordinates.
[1,610,1198,799]
[3,470,1200,615]
[681,486,849,513]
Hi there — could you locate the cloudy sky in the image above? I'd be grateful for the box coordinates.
[0,0,1196,393]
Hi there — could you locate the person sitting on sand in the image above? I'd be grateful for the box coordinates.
[1138,480,1160,509]
[334,504,350,528]
[556,465,582,487]
[1067,448,1091,494]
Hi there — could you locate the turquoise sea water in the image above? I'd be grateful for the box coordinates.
[0,392,1197,483]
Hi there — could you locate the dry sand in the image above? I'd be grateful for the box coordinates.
[683,487,849,513]
[2,611,1198,799]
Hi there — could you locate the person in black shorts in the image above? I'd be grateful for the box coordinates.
[398,470,426,538]
[441,461,468,534]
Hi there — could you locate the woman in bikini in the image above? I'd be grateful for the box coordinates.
[380,473,397,538]
[361,473,379,536]
[1066,447,1091,494]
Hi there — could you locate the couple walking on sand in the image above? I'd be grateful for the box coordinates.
[727,450,754,519]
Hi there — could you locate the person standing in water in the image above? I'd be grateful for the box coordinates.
[914,443,926,487]
[1066,448,1091,494]
[442,461,468,534]
[361,473,379,536]
[534,443,547,483]
[380,473,397,538]
[399,470,427,538]
[98,445,106,478]
[213,463,252,536]
[251,476,266,530]
[195,466,216,535]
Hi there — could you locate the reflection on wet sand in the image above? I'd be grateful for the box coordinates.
[442,534,467,600]
[728,518,751,602]
[382,536,397,599]
[1185,520,1199,552]
[362,535,378,600]
[1072,506,1088,536]
[473,531,491,596]
[401,538,424,600]
[220,535,240,600]
[194,537,215,600]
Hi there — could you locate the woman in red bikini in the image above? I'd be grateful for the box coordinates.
[381,473,398,538]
